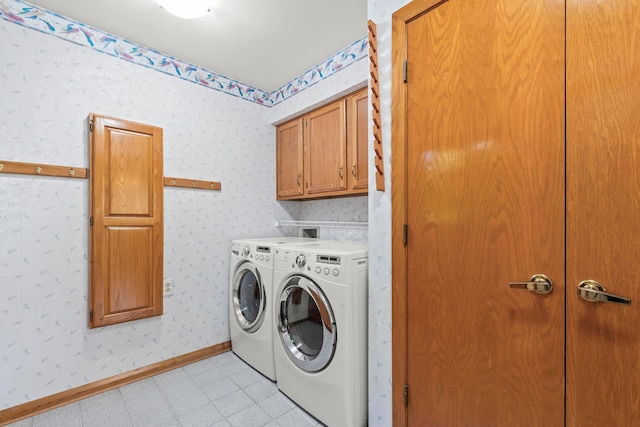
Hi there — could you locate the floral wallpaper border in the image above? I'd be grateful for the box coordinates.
[0,0,368,107]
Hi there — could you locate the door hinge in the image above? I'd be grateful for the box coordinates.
[89,216,94,226]
[404,384,409,407]
[403,60,408,83]
[403,224,408,246]
[89,121,94,132]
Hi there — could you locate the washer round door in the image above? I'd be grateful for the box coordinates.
[232,262,266,333]
[277,275,336,372]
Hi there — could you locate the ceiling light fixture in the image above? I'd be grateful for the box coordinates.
[156,0,211,19]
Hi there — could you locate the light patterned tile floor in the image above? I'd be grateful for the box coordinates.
[6,352,323,427]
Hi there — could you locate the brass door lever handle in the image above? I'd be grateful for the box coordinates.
[509,274,554,295]
[577,280,631,305]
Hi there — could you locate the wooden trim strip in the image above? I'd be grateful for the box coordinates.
[164,177,222,191]
[0,160,87,179]
[0,342,231,426]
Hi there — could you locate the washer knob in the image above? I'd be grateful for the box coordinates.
[242,246,250,256]
[295,254,306,268]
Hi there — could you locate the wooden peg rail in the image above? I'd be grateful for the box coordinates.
[368,19,385,192]
[0,159,87,179]
[0,160,222,192]
[164,177,221,191]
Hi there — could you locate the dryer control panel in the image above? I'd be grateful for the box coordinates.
[282,251,343,278]
[231,242,272,268]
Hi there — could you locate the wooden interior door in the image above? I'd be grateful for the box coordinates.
[393,0,565,424]
[566,0,640,424]
[89,114,164,327]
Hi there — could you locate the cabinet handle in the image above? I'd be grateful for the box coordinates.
[297,174,301,186]
[339,167,344,180]
[352,164,357,178]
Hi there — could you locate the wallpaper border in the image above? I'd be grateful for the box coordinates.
[0,0,368,107]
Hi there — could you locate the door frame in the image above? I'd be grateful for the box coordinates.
[390,1,439,426]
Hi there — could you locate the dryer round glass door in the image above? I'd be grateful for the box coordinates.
[232,263,266,332]
[277,275,336,372]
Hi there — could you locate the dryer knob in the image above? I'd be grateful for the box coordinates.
[242,246,250,256]
[295,254,306,268]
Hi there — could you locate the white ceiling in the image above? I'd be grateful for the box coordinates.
[26,0,368,92]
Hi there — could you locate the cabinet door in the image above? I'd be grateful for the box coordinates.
[304,101,347,195]
[276,118,304,199]
[89,114,164,327]
[347,88,369,192]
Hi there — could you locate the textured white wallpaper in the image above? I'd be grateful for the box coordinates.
[366,1,413,425]
[0,19,368,410]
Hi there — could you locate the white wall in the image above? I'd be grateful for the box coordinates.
[366,1,412,425]
[0,19,368,410]
[1,2,376,416]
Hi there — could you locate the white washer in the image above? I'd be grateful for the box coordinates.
[229,237,318,381]
[273,240,368,427]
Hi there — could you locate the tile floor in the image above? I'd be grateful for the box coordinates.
[6,351,324,427]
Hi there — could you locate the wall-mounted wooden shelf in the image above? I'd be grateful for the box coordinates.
[164,177,221,191]
[0,160,87,179]
[368,19,385,192]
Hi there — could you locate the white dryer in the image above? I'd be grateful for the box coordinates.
[273,240,368,427]
[229,237,317,381]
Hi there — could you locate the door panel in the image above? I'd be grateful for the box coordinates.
[348,88,369,191]
[305,101,346,194]
[404,0,565,424]
[566,0,640,424]
[107,226,153,313]
[107,129,153,216]
[276,118,304,199]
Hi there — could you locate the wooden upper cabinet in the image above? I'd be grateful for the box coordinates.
[276,118,304,199]
[347,88,369,193]
[305,101,347,195]
[89,114,164,328]
[276,87,368,200]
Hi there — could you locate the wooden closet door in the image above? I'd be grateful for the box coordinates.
[89,114,164,327]
[566,0,640,424]
[393,0,565,424]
